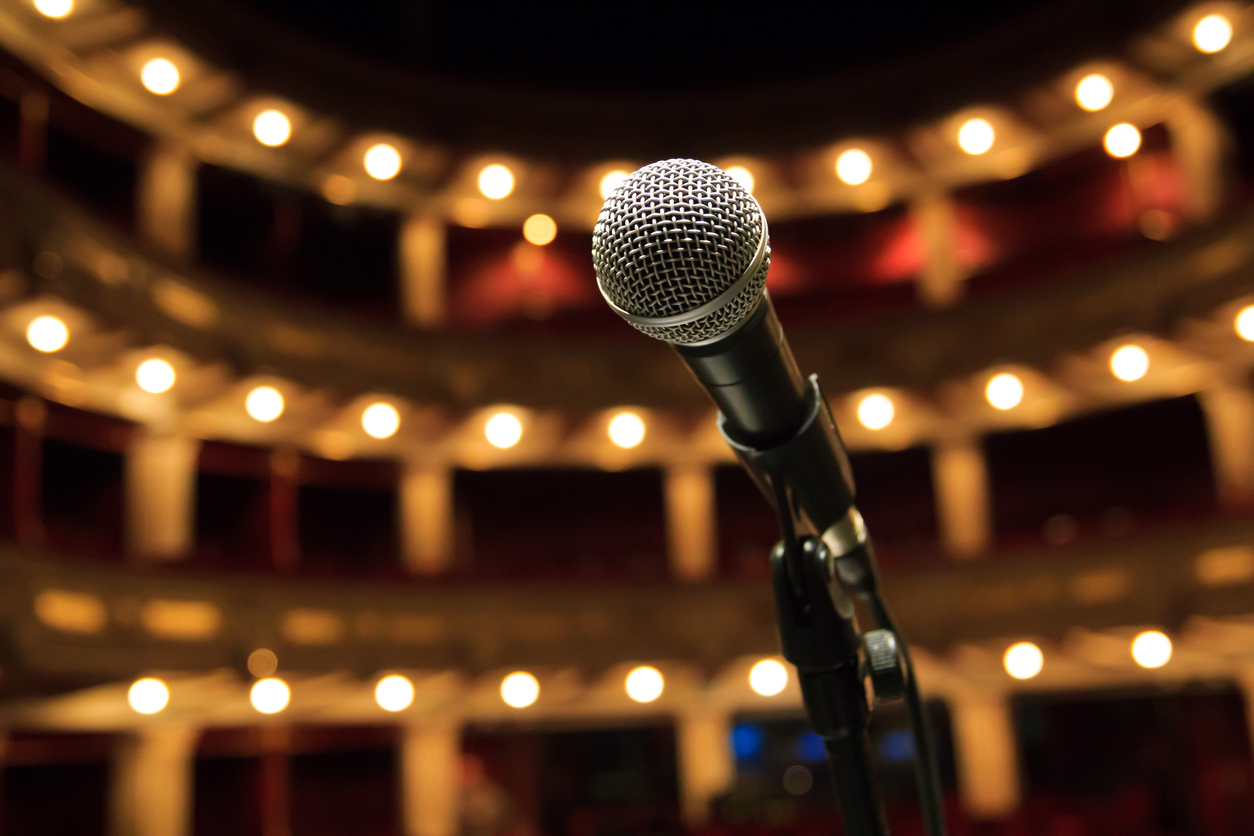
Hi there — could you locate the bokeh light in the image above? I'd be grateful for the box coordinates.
[478,164,514,199]
[26,315,68,352]
[500,671,539,708]
[1110,345,1149,381]
[836,149,873,185]
[749,659,788,696]
[1074,73,1113,111]
[857,394,895,430]
[364,143,402,180]
[725,166,755,194]
[958,118,995,155]
[485,412,523,449]
[608,411,646,449]
[362,402,400,439]
[985,373,1024,410]
[127,678,169,714]
[625,665,664,703]
[34,0,72,18]
[247,648,278,678]
[523,214,557,246]
[1004,642,1044,680]
[600,170,629,199]
[375,674,415,711]
[1236,305,1254,341]
[250,677,290,714]
[1104,123,1141,158]
[253,110,291,147]
[140,58,180,95]
[1194,14,1233,53]
[1131,630,1172,669]
[136,358,176,394]
[245,386,285,422]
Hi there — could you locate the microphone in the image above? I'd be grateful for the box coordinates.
[591,158,871,590]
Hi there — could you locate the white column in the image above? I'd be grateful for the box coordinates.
[400,462,454,575]
[127,433,200,561]
[950,690,1020,820]
[1165,98,1228,224]
[912,192,965,308]
[400,721,461,836]
[400,215,447,327]
[664,464,717,582]
[109,725,198,836]
[138,144,197,259]
[676,709,734,827]
[1198,383,1254,508]
[931,437,992,559]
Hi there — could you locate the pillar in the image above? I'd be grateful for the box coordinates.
[126,433,200,561]
[109,725,198,836]
[400,215,446,327]
[1198,383,1254,508]
[13,396,44,547]
[664,464,717,582]
[259,726,290,836]
[18,88,47,172]
[1166,97,1228,224]
[676,709,734,827]
[931,437,992,559]
[1237,668,1254,770]
[400,462,453,575]
[912,192,964,308]
[400,721,461,836]
[269,447,300,572]
[950,690,1020,820]
[137,144,198,260]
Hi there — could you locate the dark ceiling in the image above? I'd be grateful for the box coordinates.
[139,0,1191,161]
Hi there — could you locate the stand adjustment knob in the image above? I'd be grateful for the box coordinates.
[864,629,907,704]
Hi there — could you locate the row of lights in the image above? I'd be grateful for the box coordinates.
[126,657,792,715]
[1003,630,1174,680]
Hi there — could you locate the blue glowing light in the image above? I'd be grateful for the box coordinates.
[795,731,826,763]
[730,724,765,759]
[878,730,916,762]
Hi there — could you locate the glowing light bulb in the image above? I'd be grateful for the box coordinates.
[135,358,176,393]
[485,412,522,448]
[361,402,400,439]
[1004,642,1044,680]
[375,674,415,711]
[128,678,169,714]
[1104,123,1141,158]
[478,164,514,199]
[985,373,1024,410]
[34,0,72,18]
[608,411,645,449]
[245,386,284,422]
[857,394,894,430]
[1194,14,1233,53]
[1074,73,1113,111]
[749,659,788,696]
[1235,305,1254,342]
[725,166,755,194]
[836,149,873,185]
[140,58,180,95]
[252,110,291,147]
[523,214,557,246]
[625,665,664,703]
[250,677,290,714]
[1110,345,1149,382]
[600,170,628,199]
[363,143,402,180]
[1131,630,1172,669]
[500,671,539,708]
[958,118,995,155]
[26,315,68,352]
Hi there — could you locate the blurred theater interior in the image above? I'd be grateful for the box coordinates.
[1,0,1254,834]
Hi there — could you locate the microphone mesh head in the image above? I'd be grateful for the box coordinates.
[592,159,770,345]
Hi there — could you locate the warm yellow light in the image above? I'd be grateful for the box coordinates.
[322,175,356,205]
[836,149,873,185]
[857,394,894,430]
[247,648,278,678]
[485,412,522,448]
[608,411,646,449]
[478,164,514,199]
[127,677,169,714]
[985,373,1024,410]
[1003,642,1044,680]
[1194,14,1233,53]
[1131,630,1172,669]
[1074,73,1113,112]
[362,402,400,439]
[523,214,557,246]
[625,665,664,703]
[245,386,285,422]
[27,315,68,352]
[135,358,176,394]
[250,677,290,714]
[725,166,755,194]
[1235,306,1254,341]
[958,118,995,155]
[364,143,402,180]
[140,58,180,95]
[1110,345,1149,381]
[600,170,629,199]
[375,674,415,711]
[500,671,539,708]
[34,0,72,18]
[1104,123,1141,158]
[749,659,789,696]
[253,110,291,147]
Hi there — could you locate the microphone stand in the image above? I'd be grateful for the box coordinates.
[722,378,947,836]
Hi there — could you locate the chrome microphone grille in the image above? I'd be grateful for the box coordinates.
[592,158,770,345]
